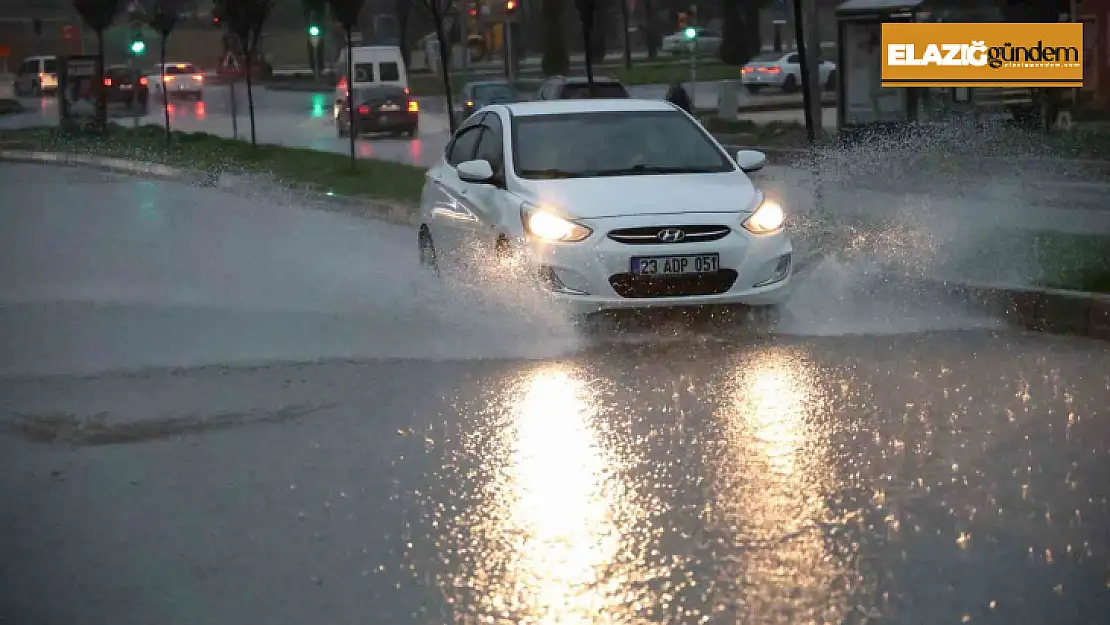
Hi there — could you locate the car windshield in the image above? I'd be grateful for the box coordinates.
[560,82,629,99]
[472,84,516,101]
[513,110,733,179]
[164,64,197,75]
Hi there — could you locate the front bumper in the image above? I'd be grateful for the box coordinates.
[517,213,793,315]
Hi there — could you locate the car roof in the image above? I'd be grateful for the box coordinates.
[503,98,676,116]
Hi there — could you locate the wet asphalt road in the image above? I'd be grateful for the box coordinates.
[1,164,1110,624]
[3,334,1110,625]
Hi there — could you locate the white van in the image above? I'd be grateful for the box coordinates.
[334,46,408,116]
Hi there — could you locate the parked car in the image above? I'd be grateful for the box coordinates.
[660,28,723,56]
[145,62,204,101]
[336,85,420,138]
[104,65,150,112]
[12,55,58,96]
[535,75,630,100]
[457,80,519,121]
[741,51,837,93]
[417,99,791,317]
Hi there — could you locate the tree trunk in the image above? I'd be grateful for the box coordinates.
[620,0,631,69]
[580,3,595,96]
[433,11,457,133]
[245,50,257,146]
[542,0,570,76]
[161,36,170,142]
[95,30,106,132]
[642,0,656,60]
[346,31,355,169]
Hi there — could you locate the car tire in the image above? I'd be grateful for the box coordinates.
[406,126,417,138]
[194,92,204,102]
[825,71,837,92]
[337,122,347,138]
[781,75,797,93]
[418,227,440,277]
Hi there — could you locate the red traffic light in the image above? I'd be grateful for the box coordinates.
[506,0,517,11]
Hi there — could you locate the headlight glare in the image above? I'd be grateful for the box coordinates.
[742,198,785,234]
[522,206,592,242]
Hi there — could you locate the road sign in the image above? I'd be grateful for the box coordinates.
[218,50,241,75]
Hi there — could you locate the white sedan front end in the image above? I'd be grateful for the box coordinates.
[418,99,793,319]
[517,196,791,316]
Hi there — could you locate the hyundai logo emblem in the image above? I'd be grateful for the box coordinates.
[657,228,686,242]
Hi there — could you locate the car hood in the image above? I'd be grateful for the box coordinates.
[515,172,761,219]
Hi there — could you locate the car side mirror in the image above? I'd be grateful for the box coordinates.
[457,159,495,184]
[735,149,767,173]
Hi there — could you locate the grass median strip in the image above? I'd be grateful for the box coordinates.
[1030,231,1110,294]
[0,125,427,205]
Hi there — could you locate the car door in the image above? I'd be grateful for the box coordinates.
[425,115,486,272]
[462,111,515,259]
[14,60,35,93]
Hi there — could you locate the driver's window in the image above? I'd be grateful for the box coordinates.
[786,54,800,64]
[18,61,36,74]
[446,126,483,167]
[474,114,504,172]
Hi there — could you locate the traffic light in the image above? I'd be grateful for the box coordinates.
[677,11,687,29]
[308,25,321,37]
[130,33,146,55]
[506,0,517,13]
[684,27,696,39]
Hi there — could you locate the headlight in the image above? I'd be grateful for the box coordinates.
[742,197,785,234]
[522,204,592,243]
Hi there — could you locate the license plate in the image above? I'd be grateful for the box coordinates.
[120,85,132,90]
[380,104,400,111]
[633,254,720,276]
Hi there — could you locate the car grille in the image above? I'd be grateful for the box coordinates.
[607,225,731,245]
[609,270,738,298]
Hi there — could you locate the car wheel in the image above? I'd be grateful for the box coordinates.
[32,81,42,96]
[781,75,797,93]
[406,126,417,138]
[825,70,837,92]
[194,92,204,102]
[418,226,440,277]
[336,120,347,138]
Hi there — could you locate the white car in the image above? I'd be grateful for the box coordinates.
[660,28,722,56]
[741,51,836,93]
[145,62,204,101]
[417,99,793,317]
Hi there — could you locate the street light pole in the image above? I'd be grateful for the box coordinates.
[791,0,815,143]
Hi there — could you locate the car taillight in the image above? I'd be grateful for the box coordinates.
[103,77,112,86]
[465,100,474,107]
[741,67,753,74]
[357,104,370,114]
[407,100,419,112]
[404,87,410,95]
[338,76,348,90]
[192,74,203,82]
[164,75,175,82]
[139,77,148,86]
[761,67,781,74]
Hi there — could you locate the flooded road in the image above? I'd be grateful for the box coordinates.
[1,163,1109,624]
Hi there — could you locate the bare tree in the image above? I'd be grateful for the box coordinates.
[412,0,458,132]
[327,0,366,170]
[574,0,597,96]
[218,0,272,146]
[148,0,183,143]
[72,0,123,131]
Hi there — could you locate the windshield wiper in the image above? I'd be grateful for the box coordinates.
[518,168,591,179]
[588,164,719,176]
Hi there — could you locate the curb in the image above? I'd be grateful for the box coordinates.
[0,149,418,227]
[908,276,1110,340]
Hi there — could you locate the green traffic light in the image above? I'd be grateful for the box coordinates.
[130,40,145,54]
[684,27,696,39]
[308,25,321,37]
